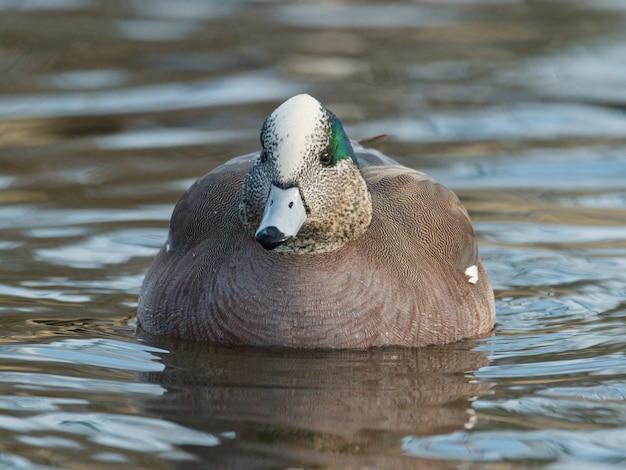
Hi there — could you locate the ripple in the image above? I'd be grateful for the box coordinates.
[44,69,130,90]
[5,411,219,456]
[559,192,626,210]
[95,128,249,150]
[483,245,618,291]
[350,103,626,144]
[497,43,626,103]
[402,428,626,464]
[0,373,164,395]
[475,392,626,428]
[17,435,81,449]
[22,273,145,294]
[127,0,235,20]
[115,19,202,42]
[0,453,56,470]
[278,4,457,28]
[0,283,92,303]
[477,354,626,379]
[0,70,302,119]
[0,396,86,411]
[0,0,90,11]
[428,147,626,191]
[0,273,145,311]
[0,205,172,229]
[539,383,626,401]
[0,339,166,372]
[34,230,159,269]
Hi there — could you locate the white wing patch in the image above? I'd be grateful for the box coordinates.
[465,264,478,284]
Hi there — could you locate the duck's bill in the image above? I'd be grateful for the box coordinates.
[255,185,307,250]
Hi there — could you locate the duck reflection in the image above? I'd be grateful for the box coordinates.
[136,336,492,467]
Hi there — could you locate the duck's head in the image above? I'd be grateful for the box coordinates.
[239,94,372,254]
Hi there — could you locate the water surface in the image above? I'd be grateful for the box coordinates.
[1,0,626,468]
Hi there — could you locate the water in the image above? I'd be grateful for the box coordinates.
[1,0,626,467]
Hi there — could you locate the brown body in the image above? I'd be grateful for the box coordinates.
[138,150,495,348]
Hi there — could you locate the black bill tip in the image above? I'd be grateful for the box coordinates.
[255,226,290,250]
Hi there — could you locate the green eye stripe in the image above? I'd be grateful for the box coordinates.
[327,112,358,167]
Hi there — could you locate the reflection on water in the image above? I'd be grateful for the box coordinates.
[136,339,490,467]
[1,0,626,467]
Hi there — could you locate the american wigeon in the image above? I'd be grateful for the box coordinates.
[138,94,495,348]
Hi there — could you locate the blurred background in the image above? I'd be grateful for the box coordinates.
[1,0,626,468]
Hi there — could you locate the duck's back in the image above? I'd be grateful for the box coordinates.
[138,151,495,348]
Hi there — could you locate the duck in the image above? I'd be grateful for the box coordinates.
[137,94,495,348]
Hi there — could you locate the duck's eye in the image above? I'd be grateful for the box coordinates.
[259,149,268,163]
[320,151,333,166]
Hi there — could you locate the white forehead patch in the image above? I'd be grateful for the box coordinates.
[265,94,326,181]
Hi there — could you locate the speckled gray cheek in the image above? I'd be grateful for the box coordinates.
[297,124,327,203]
[303,120,330,165]
[239,158,271,236]
[281,157,372,255]
[261,116,279,156]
